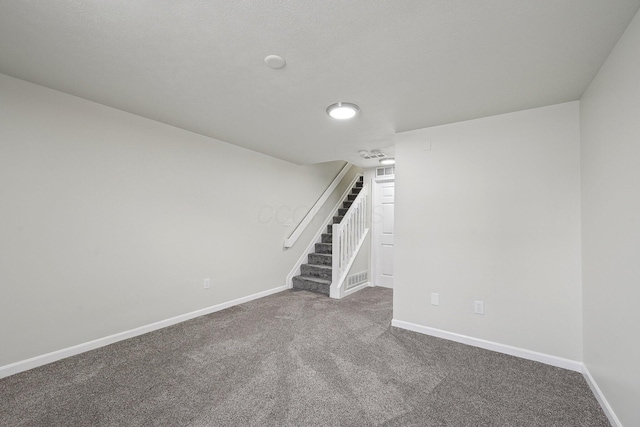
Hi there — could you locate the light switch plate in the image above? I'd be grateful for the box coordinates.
[431,293,440,306]
[474,300,484,315]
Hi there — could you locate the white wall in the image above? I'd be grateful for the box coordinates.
[393,102,582,361]
[580,9,640,426]
[0,74,345,367]
[346,234,370,279]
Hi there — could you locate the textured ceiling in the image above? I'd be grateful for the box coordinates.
[1,1,639,166]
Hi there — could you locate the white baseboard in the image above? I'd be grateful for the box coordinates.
[392,320,624,423]
[1,292,622,427]
[0,285,288,379]
[582,365,622,427]
[391,319,583,372]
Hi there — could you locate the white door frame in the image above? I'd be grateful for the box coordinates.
[370,176,395,288]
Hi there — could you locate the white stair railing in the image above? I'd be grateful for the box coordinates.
[330,184,369,299]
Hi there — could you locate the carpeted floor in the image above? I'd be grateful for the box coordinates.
[0,287,609,426]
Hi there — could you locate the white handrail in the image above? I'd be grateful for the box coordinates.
[330,183,369,299]
[284,163,352,248]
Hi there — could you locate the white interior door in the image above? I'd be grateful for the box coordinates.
[373,180,395,288]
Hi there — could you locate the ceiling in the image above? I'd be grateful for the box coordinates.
[1,1,639,166]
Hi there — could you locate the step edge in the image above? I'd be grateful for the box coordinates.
[292,276,332,284]
[302,264,332,270]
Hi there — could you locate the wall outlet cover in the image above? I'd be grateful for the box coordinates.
[431,293,440,306]
[474,300,484,315]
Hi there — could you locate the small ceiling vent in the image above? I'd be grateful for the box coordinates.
[376,166,395,177]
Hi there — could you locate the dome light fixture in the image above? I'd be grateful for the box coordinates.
[379,157,396,165]
[326,102,360,120]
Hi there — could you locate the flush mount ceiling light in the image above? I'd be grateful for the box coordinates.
[379,158,396,165]
[326,102,360,120]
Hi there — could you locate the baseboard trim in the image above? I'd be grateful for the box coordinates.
[391,319,582,372]
[0,285,288,379]
[582,365,622,427]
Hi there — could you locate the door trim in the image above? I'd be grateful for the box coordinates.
[370,176,395,288]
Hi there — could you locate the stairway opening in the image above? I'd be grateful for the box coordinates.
[292,175,365,296]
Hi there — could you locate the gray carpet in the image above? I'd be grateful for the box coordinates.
[0,287,609,426]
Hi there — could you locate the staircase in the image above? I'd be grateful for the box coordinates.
[292,176,364,295]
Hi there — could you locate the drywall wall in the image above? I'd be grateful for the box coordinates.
[393,102,582,361]
[0,74,346,367]
[580,9,640,426]
[346,234,370,280]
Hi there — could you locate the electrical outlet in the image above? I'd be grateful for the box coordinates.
[474,300,484,315]
[204,278,211,290]
[431,293,440,306]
